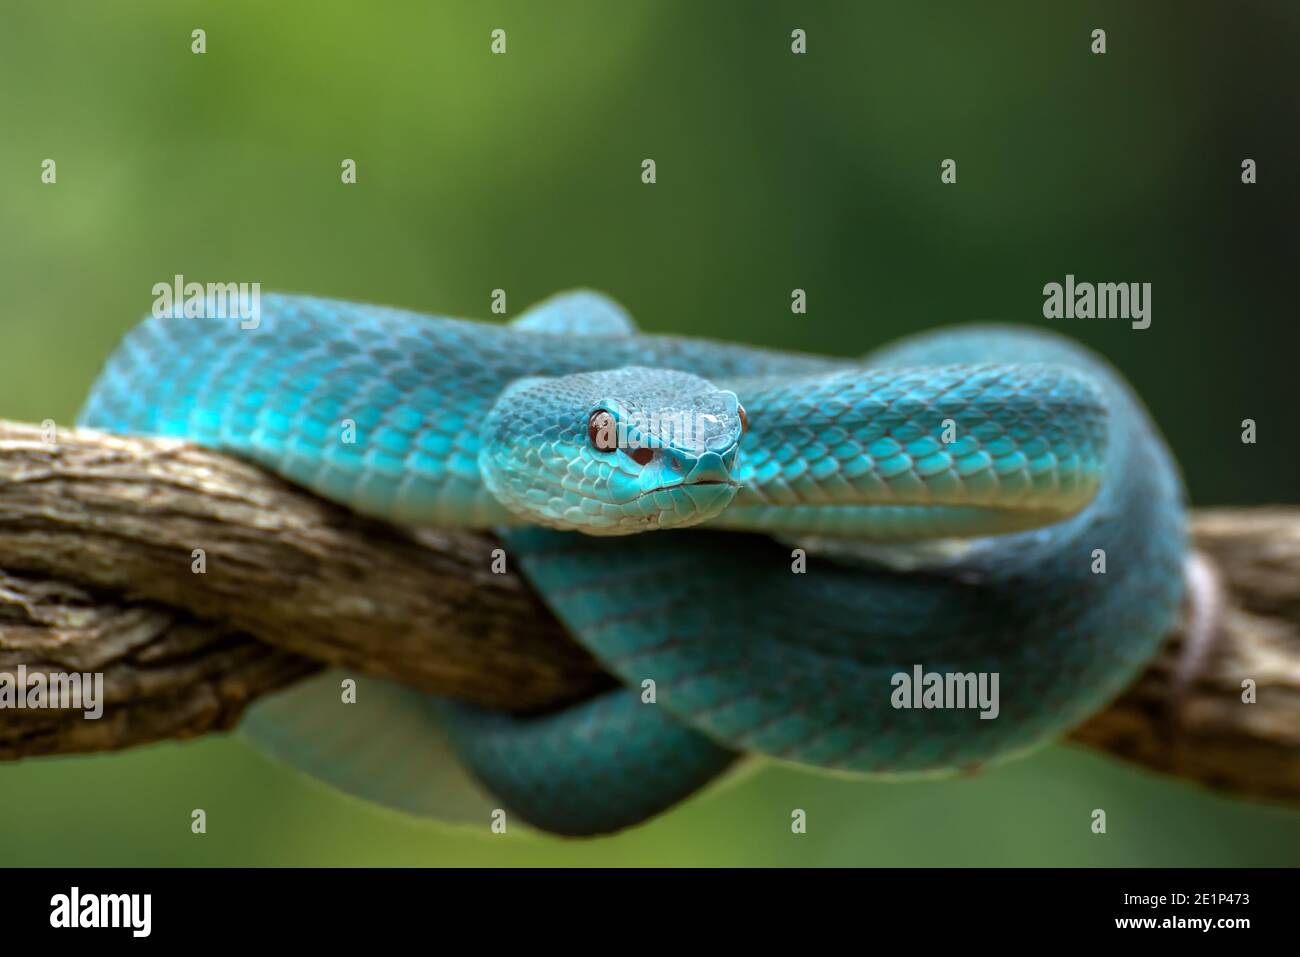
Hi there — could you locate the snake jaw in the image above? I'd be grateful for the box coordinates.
[606,450,740,531]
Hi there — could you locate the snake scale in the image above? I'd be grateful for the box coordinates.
[81,290,1187,836]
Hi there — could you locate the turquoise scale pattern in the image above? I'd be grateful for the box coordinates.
[80,296,1188,835]
[436,690,736,836]
[725,363,1107,515]
[80,296,528,525]
[79,294,845,527]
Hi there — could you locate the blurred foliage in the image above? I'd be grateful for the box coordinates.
[0,1,1297,865]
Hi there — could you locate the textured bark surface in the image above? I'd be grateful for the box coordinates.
[1069,508,1300,802]
[0,422,606,715]
[0,420,1296,806]
[0,572,315,758]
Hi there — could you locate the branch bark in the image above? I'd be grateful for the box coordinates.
[1,421,1297,805]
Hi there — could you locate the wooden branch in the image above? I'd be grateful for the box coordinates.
[0,422,607,714]
[0,572,316,758]
[1069,509,1300,802]
[1,421,1297,807]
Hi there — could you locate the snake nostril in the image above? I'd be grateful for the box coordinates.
[668,455,684,472]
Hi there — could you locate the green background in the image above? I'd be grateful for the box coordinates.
[1,1,1297,865]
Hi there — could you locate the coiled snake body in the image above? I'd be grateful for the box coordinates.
[82,291,1187,835]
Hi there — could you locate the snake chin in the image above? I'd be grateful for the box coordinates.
[576,480,740,535]
[654,480,740,525]
[637,478,739,497]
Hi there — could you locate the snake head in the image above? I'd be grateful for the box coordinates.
[479,366,745,535]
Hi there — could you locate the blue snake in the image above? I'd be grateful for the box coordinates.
[80,291,1188,835]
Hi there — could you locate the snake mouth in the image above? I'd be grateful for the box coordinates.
[631,478,739,502]
[658,478,739,492]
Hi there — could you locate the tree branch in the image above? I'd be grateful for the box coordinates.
[1,421,1296,805]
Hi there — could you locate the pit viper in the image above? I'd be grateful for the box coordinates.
[80,290,1187,836]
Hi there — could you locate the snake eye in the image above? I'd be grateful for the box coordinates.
[737,404,748,434]
[628,446,654,467]
[588,410,617,452]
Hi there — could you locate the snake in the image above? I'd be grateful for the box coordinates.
[80,290,1188,836]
